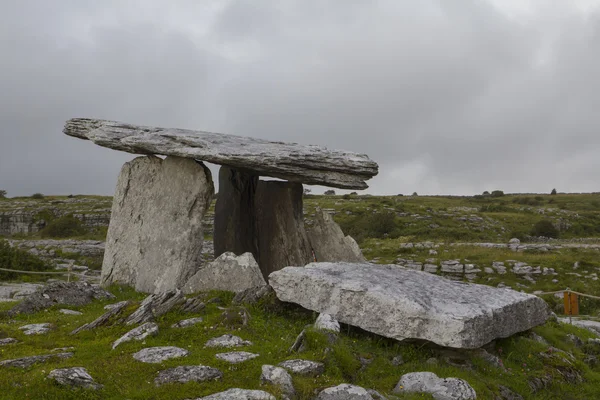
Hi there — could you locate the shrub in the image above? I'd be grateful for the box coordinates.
[0,190,6,199]
[531,220,559,238]
[31,193,44,199]
[40,215,86,238]
[324,190,336,196]
[490,190,504,197]
[0,240,52,280]
[482,191,490,196]
[342,194,351,200]
[412,192,418,196]
[551,188,557,195]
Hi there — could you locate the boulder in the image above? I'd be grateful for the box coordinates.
[155,365,222,386]
[0,352,73,368]
[19,323,52,335]
[260,365,295,397]
[0,338,18,346]
[278,359,325,376]
[316,384,374,399]
[205,334,253,348]
[194,389,275,400]
[307,209,365,263]
[48,367,103,390]
[171,317,203,328]
[215,351,259,364]
[125,290,185,325]
[101,155,213,294]
[269,262,551,349]
[315,313,341,333]
[132,346,189,364]
[183,252,266,294]
[112,322,159,349]
[394,372,476,400]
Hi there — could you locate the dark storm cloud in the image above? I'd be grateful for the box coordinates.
[1,0,599,196]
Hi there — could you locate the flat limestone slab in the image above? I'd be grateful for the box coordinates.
[269,262,551,349]
[64,118,378,189]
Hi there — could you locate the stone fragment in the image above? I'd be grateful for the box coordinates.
[125,290,185,325]
[155,365,222,386]
[71,301,130,335]
[205,334,253,348]
[496,385,524,400]
[112,322,159,349]
[260,365,295,397]
[215,351,259,364]
[48,367,103,390]
[394,371,476,399]
[133,346,189,363]
[0,338,18,346]
[278,359,325,376]
[315,313,341,333]
[171,317,203,328]
[424,264,439,273]
[59,309,83,315]
[316,383,374,399]
[306,209,365,263]
[232,285,274,305]
[19,323,52,335]
[270,262,551,348]
[101,155,214,294]
[0,352,73,368]
[194,388,275,400]
[184,252,266,294]
[179,296,206,313]
[64,118,378,189]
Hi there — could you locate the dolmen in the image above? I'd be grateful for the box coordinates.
[64,118,376,293]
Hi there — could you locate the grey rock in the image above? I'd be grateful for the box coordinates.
[195,388,275,399]
[392,355,404,366]
[0,352,73,368]
[132,346,189,363]
[101,155,214,294]
[184,252,266,294]
[269,262,550,349]
[71,301,130,335]
[232,285,274,305]
[509,238,520,245]
[155,365,222,386]
[125,290,185,325]
[496,385,523,400]
[559,318,600,336]
[171,317,203,328]
[0,338,18,346]
[278,359,325,376]
[315,313,340,333]
[48,367,103,390]
[316,383,374,399]
[64,118,378,189]
[19,323,52,335]
[307,209,366,263]
[394,371,476,400]
[260,365,295,397]
[424,264,439,273]
[205,334,253,348]
[215,351,259,364]
[59,309,82,315]
[180,296,207,313]
[112,322,159,349]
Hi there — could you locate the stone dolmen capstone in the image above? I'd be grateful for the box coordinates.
[269,262,551,349]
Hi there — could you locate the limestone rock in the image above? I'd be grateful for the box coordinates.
[19,323,52,335]
[194,388,276,399]
[307,209,365,263]
[48,367,103,390]
[64,118,378,189]
[59,309,83,315]
[184,252,266,294]
[315,313,340,333]
[71,301,130,335]
[112,322,159,349]
[260,365,295,397]
[496,385,524,400]
[316,384,374,399]
[269,262,551,349]
[133,346,189,363]
[205,334,253,348]
[232,285,274,305]
[171,317,203,328]
[559,318,600,336]
[215,351,259,364]
[0,338,18,346]
[0,352,73,368]
[125,290,185,325]
[394,372,476,400]
[155,365,222,386]
[278,359,325,376]
[101,155,214,294]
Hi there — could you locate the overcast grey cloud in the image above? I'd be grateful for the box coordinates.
[1,0,600,196]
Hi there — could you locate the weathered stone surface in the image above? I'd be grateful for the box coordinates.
[255,181,313,278]
[8,281,114,316]
[260,365,295,397]
[195,388,275,400]
[278,359,325,376]
[307,209,365,263]
[215,351,259,364]
[64,118,378,189]
[316,384,374,399]
[0,338,18,346]
[496,385,524,400]
[559,318,600,336]
[232,285,274,306]
[171,317,203,328]
[183,252,266,294]
[112,322,159,349]
[133,346,189,363]
[59,309,83,315]
[20,323,52,335]
[155,365,222,386]
[270,262,551,349]
[48,367,103,390]
[101,155,213,294]
[0,352,73,368]
[315,313,341,333]
[394,372,476,400]
[71,301,130,335]
[205,334,253,348]
[125,290,185,325]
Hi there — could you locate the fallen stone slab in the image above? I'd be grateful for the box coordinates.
[278,359,325,376]
[112,322,159,349]
[133,346,189,364]
[183,252,266,294]
[48,367,103,390]
[19,323,52,335]
[0,352,73,368]
[316,384,374,399]
[194,389,276,400]
[260,365,295,397]
[269,262,551,349]
[215,351,259,364]
[0,338,18,346]
[155,365,222,386]
[393,371,476,400]
[205,334,253,348]
[64,118,378,189]
[71,300,130,335]
[171,317,203,328]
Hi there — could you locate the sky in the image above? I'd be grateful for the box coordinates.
[1,0,600,197]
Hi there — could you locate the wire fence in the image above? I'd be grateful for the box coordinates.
[0,266,91,282]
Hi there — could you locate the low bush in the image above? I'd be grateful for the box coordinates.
[0,239,52,280]
[531,220,559,238]
[40,215,86,238]
[31,193,44,199]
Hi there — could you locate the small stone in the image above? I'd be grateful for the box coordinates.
[171,317,203,328]
[155,365,222,386]
[48,367,103,390]
[394,371,476,399]
[205,334,252,348]
[215,351,259,364]
[0,352,73,368]
[133,346,189,364]
[316,383,373,399]
[195,388,275,399]
[391,355,404,366]
[315,313,340,333]
[0,338,18,346]
[112,322,159,349]
[19,323,52,335]
[278,359,325,376]
[52,347,75,353]
[497,385,524,400]
[59,309,83,315]
[260,365,295,397]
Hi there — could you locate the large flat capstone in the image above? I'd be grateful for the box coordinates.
[269,262,551,349]
[64,118,378,189]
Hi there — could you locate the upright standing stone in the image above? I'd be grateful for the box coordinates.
[101,155,214,293]
[254,181,313,278]
[307,209,366,263]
